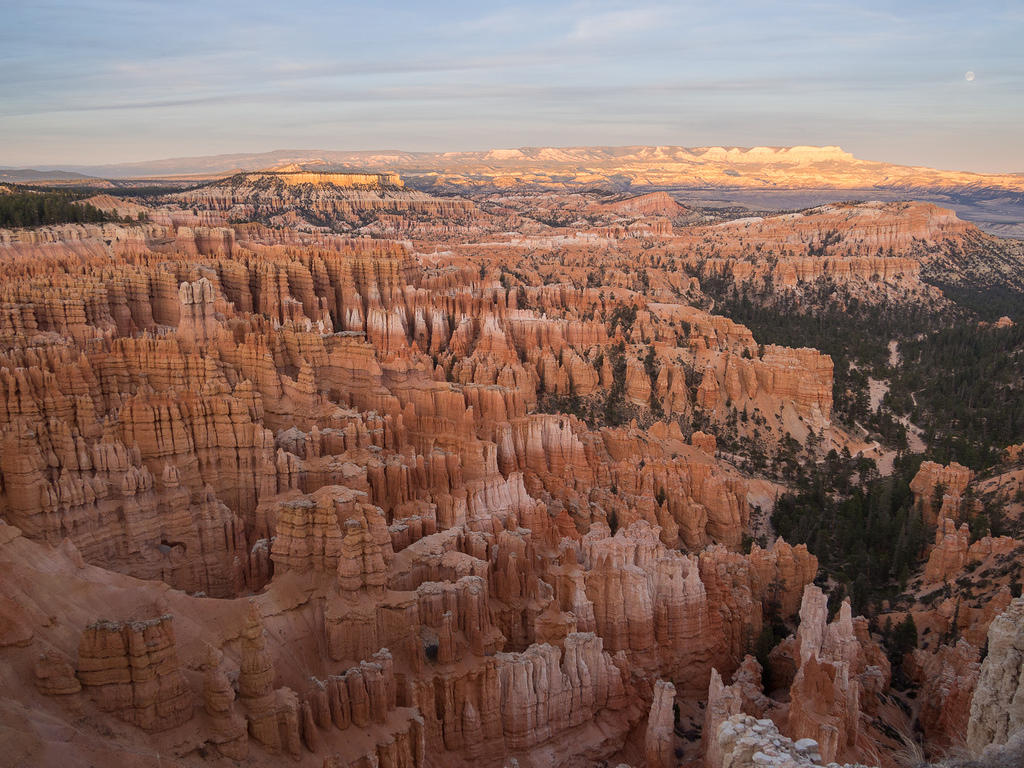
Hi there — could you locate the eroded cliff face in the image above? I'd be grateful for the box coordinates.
[911,461,974,526]
[0,209,841,594]
[0,502,820,766]
[0,203,841,768]
[908,639,980,749]
[0,178,1005,768]
[967,599,1024,755]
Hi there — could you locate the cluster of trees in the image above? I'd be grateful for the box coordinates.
[772,453,930,615]
[923,234,1024,321]
[601,342,629,426]
[643,345,664,418]
[607,304,638,336]
[0,190,116,228]
[879,613,919,687]
[885,321,1024,470]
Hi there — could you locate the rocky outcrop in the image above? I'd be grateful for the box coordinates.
[704,656,777,767]
[76,615,192,731]
[924,517,1017,584]
[170,169,486,236]
[924,518,972,582]
[494,632,631,752]
[787,655,856,765]
[782,587,890,765]
[908,640,980,748]
[237,602,302,754]
[202,645,248,759]
[592,191,689,219]
[712,714,867,768]
[691,430,717,454]
[33,650,82,696]
[911,461,974,526]
[967,598,1024,755]
[244,169,405,188]
[704,587,892,768]
[645,680,676,768]
[321,714,425,768]
[579,521,816,691]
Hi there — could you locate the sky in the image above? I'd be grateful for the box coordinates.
[1,0,1022,172]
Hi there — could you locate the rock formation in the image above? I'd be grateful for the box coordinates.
[785,588,862,764]
[33,650,81,696]
[967,598,1024,755]
[0,162,1011,768]
[645,680,677,768]
[711,714,868,768]
[76,615,192,731]
[704,585,895,767]
[908,639,980,748]
[911,461,974,525]
[202,645,249,759]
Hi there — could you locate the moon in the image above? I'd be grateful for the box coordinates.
[965,71,975,81]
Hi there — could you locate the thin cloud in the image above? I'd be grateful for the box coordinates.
[568,7,663,41]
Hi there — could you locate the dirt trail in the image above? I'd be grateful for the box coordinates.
[888,339,900,367]
[858,373,925,474]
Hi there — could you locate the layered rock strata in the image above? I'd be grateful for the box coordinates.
[0,177,985,768]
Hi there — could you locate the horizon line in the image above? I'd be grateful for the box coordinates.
[3,143,1023,178]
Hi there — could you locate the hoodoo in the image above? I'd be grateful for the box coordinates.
[0,151,1022,768]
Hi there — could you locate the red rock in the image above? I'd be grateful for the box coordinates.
[967,598,1024,755]
[33,650,81,696]
[645,680,677,768]
[0,179,987,768]
[924,517,971,583]
[910,461,973,525]
[202,645,248,759]
[907,639,979,748]
[76,615,193,732]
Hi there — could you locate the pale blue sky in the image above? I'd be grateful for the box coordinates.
[1,0,1022,171]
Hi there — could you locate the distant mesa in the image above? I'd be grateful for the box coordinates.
[0,167,98,182]
[232,165,404,189]
[592,190,689,218]
[24,144,1019,185]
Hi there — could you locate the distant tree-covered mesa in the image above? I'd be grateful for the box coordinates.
[0,189,116,228]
